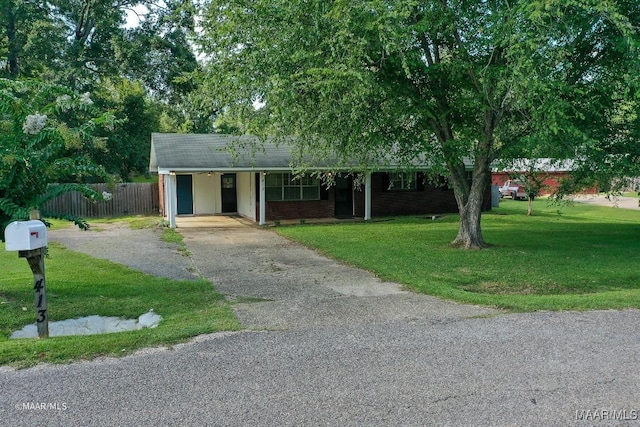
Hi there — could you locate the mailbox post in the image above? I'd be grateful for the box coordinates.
[4,218,49,338]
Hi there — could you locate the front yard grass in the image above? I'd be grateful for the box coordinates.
[0,223,239,368]
[276,199,640,312]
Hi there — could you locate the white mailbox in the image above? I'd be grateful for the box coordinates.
[4,220,48,251]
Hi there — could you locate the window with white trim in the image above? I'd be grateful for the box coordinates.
[265,173,320,201]
[388,172,417,190]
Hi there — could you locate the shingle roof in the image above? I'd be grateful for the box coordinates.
[149,133,298,172]
[149,133,472,173]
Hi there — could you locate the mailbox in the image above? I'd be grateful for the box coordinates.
[4,220,48,251]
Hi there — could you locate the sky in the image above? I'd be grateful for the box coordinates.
[124,5,149,29]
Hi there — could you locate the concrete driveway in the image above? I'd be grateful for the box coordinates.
[181,223,496,330]
[2,220,640,426]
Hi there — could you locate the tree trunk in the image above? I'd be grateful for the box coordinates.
[447,119,494,249]
[432,101,497,250]
[5,0,19,78]
[527,196,534,216]
[450,171,490,249]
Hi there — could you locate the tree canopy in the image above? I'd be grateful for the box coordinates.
[197,0,640,248]
[1,0,206,179]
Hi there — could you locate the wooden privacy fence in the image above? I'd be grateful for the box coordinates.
[43,183,160,218]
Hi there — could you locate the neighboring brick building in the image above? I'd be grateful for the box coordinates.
[492,159,598,195]
[149,133,485,227]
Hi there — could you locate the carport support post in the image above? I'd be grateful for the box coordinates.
[364,171,372,221]
[259,172,266,225]
[167,173,177,228]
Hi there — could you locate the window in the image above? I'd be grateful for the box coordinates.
[222,176,235,189]
[388,172,417,191]
[265,173,320,201]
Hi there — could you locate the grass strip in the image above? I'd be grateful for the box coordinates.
[0,241,239,368]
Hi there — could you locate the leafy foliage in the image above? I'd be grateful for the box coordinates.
[0,78,116,239]
[92,78,159,180]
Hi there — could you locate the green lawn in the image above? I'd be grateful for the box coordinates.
[276,199,640,311]
[0,224,239,368]
[130,175,157,183]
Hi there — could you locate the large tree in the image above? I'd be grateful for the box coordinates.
[92,78,159,180]
[1,0,204,176]
[198,0,639,248]
[0,0,67,79]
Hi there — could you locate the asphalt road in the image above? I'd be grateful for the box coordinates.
[2,220,640,426]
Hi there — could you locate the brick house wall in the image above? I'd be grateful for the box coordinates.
[256,185,336,221]
[353,172,460,217]
[258,172,491,221]
[492,171,598,194]
[258,199,335,221]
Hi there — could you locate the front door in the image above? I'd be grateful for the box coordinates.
[221,174,237,213]
[176,175,193,215]
[335,175,353,218]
